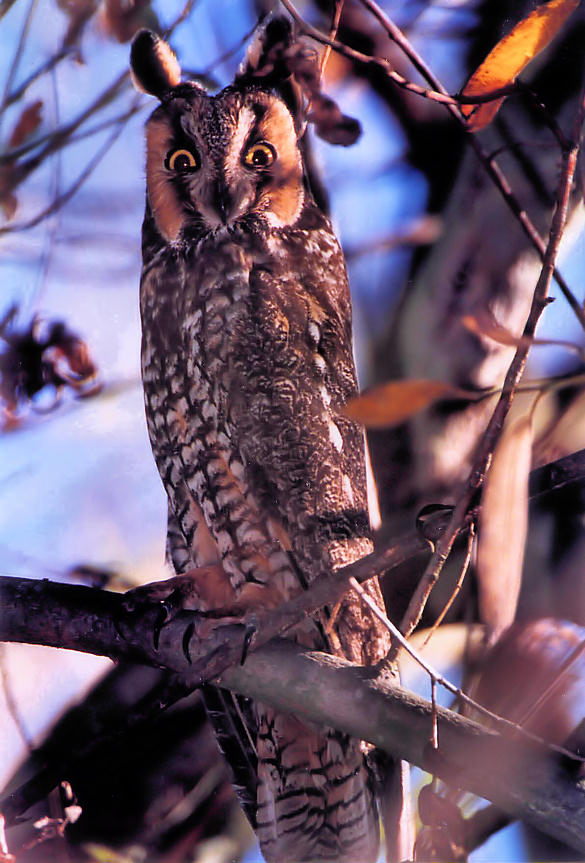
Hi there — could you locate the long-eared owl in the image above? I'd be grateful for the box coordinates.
[130,18,391,863]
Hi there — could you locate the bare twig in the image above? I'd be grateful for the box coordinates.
[279,0,457,105]
[280,0,585,332]
[0,0,38,125]
[319,0,345,82]
[422,522,476,648]
[0,645,33,751]
[347,577,580,761]
[516,635,585,731]
[0,120,129,235]
[398,74,585,640]
[1,48,71,113]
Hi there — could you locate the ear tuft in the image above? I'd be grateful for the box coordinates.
[237,15,294,81]
[130,30,181,99]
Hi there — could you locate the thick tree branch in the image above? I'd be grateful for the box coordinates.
[2,450,585,846]
[1,450,585,680]
[2,606,585,853]
[220,643,585,853]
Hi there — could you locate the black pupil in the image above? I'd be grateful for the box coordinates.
[174,153,193,170]
[252,148,269,166]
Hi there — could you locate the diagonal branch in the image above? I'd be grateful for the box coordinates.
[2,614,585,854]
[398,75,585,640]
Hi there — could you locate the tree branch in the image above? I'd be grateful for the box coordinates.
[2,598,585,854]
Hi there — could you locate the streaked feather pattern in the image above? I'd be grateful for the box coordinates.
[132,20,390,862]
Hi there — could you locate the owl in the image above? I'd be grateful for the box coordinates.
[130,18,391,863]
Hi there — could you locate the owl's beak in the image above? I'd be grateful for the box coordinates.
[213,182,233,225]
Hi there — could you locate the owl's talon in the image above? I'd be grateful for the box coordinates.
[182,621,195,664]
[240,622,257,666]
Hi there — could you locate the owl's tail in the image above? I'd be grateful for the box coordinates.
[256,705,380,863]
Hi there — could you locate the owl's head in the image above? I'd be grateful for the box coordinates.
[130,19,310,242]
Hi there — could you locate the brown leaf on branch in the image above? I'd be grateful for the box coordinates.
[341,379,478,429]
[8,100,43,149]
[238,16,361,146]
[462,310,523,348]
[477,412,534,642]
[461,0,580,130]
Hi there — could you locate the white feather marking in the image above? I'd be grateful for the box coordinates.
[308,321,320,346]
[313,354,327,375]
[342,474,355,505]
[328,421,344,452]
[224,105,255,180]
[319,386,331,407]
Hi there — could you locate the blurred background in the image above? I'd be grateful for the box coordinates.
[1,0,584,860]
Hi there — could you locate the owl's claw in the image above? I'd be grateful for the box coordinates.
[240,622,257,666]
[182,620,196,664]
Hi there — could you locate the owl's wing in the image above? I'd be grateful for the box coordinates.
[227,227,390,665]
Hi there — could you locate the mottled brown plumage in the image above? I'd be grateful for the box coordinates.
[131,20,390,863]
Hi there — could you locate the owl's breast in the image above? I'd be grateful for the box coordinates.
[140,239,255,453]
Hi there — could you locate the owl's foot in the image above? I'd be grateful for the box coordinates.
[123,564,242,651]
[122,566,272,662]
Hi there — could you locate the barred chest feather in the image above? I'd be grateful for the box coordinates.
[139,219,368,607]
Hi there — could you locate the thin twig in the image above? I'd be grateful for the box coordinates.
[1,48,71,113]
[422,522,476,648]
[356,0,585,332]
[280,0,585,332]
[279,0,457,104]
[347,577,582,761]
[398,73,585,641]
[320,0,345,82]
[0,120,128,235]
[516,636,585,731]
[0,645,33,751]
[32,66,62,310]
[0,0,38,126]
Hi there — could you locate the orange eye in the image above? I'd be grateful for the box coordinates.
[167,148,198,172]
[243,142,276,168]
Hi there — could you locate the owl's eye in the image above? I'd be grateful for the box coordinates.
[166,148,199,172]
[243,142,276,169]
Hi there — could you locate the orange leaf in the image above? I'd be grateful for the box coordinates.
[8,100,43,149]
[461,0,580,130]
[341,379,476,429]
[477,413,534,641]
[462,311,523,347]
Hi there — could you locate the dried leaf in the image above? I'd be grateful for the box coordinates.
[8,100,43,149]
[308,93,361,146]
[461,0,580,130]
[462,311,522,347]
[477,413,534,640]
[342,379,476,429]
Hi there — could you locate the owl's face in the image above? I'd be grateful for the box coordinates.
[144,85,304,242]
